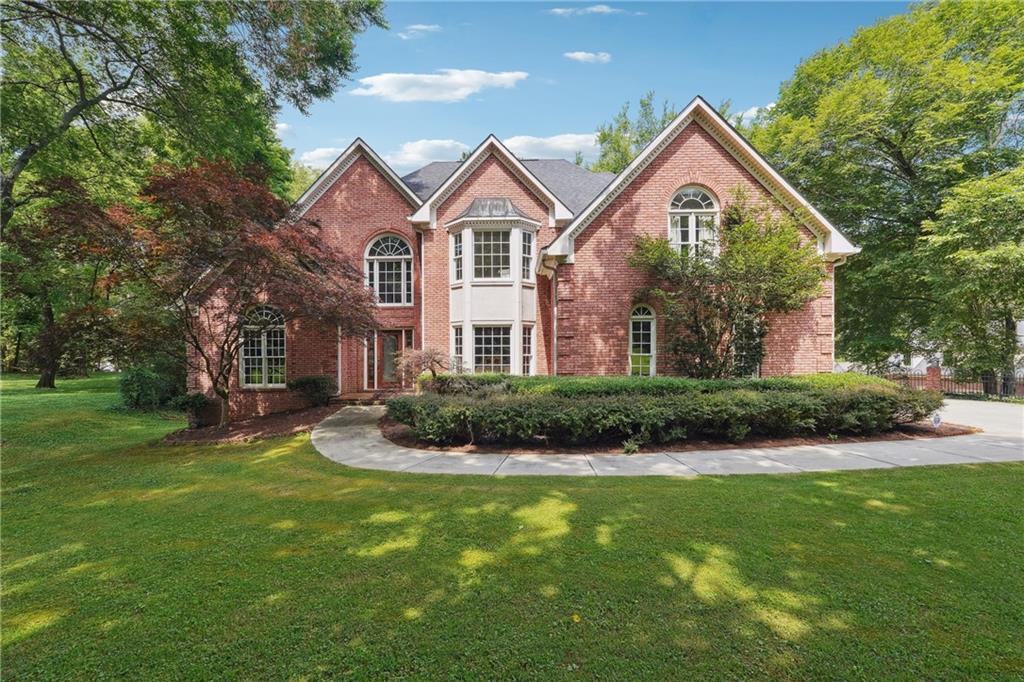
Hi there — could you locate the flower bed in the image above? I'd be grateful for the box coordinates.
[389,374,943,450]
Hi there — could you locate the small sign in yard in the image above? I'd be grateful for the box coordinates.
[932,411,942,429]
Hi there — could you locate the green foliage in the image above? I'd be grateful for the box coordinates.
[170,392,210,413]
[748,0,1024,366]
[119,366,179,410]
[285,163,322,203]
[422,371,899,398]
[628,192,825,377]
[591,91,678,173]
[920,167,1024,378]
[0,0,384,387]
[286,375,338,407]
[391,375,940,447]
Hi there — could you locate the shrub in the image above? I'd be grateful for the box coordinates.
[120,366,177,410]
[419,371,899,398]
[286,375,337,407]
[388,381,943,447]
[171,393,212,428]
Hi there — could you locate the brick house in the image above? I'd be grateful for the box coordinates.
[190,96,859,419]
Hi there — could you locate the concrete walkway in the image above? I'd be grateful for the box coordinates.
[310,399,1023,477]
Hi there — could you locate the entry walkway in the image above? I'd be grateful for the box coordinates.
[310,400,1023,477]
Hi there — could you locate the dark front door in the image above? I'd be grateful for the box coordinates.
[377,331,402,388]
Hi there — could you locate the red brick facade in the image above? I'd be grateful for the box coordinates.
[189,112,849,420]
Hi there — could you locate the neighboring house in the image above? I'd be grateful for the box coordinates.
[188,96,859,419]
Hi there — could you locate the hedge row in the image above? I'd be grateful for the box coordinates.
[421,371,899,398]
[389,382,943,448]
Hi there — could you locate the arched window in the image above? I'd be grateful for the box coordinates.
[241,306,286,387]
[629,305,655,377]
[366,235,413,305]
[669,187,718,255]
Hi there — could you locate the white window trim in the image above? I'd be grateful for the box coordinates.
[451,232,463,283]
[240,313,287,389]
[365,235,414,307]
[629,306,656,377]
[472,324,513,374]
[471,228,514,282]
[667,187,720,256]
[522,324,534,376]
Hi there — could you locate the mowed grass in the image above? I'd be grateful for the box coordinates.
[2,374,1022,679]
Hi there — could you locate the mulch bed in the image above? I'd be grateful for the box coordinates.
[379,416,979,455]
[163,405,339,445]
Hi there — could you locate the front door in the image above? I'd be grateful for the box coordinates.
[377,331,402,388]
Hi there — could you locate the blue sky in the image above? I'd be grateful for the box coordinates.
[276,1,908,174]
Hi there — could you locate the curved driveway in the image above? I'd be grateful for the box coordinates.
[310,399,1023,477]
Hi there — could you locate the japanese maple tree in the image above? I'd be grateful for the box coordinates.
[123,160,377,424]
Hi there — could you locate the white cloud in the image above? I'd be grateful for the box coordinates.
[274,122,292,136]
[299,147,346,169]
[549,5,631,16]
[563,51,611,64]
[384,139,470,171]
[351,69,529,103]
[397,24,441,40]
[504,133,599,162]
[736,102,776,125]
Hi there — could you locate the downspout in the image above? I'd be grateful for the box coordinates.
[336,324,342,395]
[418,232,425,350]
[551,264,558,376]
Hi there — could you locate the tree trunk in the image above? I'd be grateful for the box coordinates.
[12,331,22,371]
[1001,314,1018,397]
[216,391,230,427]
[35,300,60,389]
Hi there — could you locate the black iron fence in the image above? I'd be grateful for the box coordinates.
[877,369,1022,397]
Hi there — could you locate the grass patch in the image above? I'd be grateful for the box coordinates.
[2,374,1022,678]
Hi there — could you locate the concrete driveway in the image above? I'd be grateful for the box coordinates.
[941,398,1024,438]
[311,399,1023,477]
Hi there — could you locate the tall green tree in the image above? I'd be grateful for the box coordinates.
[920,167,1024,385]
[629,192,825,378]
[285,162,322,203]
[592,91,678,173]
[749,0,1024,366]
[1,0,385,387]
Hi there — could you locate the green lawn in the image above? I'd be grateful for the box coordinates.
[2,374,1022,679]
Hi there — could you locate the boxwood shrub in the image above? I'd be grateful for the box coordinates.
[388,376,942,447]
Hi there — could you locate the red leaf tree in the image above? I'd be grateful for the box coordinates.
[125,160,377,424]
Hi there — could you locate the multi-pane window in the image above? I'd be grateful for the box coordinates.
[452,326,463,372]
[669,187,718,255]
[452,233,463,282]
[366,235,413,305]
[521,231,534,280]
[241,306,286,387]
[629,305,655,377]
[474,326,511,373]
[473,230,511,279]
[522,325,533,375]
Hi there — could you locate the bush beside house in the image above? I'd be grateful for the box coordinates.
[390,374,942,448]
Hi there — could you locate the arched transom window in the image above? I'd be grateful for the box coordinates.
[629,305,656,377]
[366,235,413,305]
[241,306,286,388]
[669,187,718,255]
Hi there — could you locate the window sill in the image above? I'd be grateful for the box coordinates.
[376,303,416,308]
[240,385,288,391]
[470,279,515,287]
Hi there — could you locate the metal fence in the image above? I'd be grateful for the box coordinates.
[879,370,1022,397]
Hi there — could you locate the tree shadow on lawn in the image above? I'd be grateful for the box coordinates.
[2,434,1022,679]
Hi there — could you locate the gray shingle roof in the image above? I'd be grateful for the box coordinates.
[401,158,615,215]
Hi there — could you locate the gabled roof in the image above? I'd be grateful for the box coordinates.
[407,135,574,227]
[403,159,614,214]
[545,96,860,260]
[291,138,421,218]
